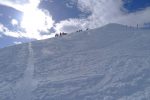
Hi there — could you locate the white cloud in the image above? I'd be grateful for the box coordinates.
[14,41,22,44]
[1,0,29,4]
[0,23,7,32]
[65,0,76,8]
[54,18,88,33]
[0,23,54,39]
[0,0,25,11]
[116,7,150,27]
[0,0,55,40]
[55,0,150,33]
[21,8,54,33]
[11,19,18,25]
[0,23,25,38]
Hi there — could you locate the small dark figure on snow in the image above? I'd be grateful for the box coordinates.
[62,32,67,35]
[59,32,62,36]
[79,29,82,32]
[55,34,59,37]
[137,24,139,29]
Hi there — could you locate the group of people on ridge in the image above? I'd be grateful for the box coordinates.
[55,32,67,37]
[55,28,89,37]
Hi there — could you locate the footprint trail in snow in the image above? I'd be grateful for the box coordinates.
[14,43,37,100]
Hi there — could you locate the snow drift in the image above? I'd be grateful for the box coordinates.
[0,23,150,100]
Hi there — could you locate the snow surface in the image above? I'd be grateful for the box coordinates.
[0,23,150,100]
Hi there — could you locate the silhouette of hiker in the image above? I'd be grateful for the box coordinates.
[55,34,59,37]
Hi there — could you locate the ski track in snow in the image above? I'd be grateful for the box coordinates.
[14,43,37,100]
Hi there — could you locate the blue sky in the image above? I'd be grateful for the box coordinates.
[123,0,150,12]
[0,0,150,48]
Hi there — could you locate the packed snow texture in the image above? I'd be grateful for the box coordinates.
[0,23,150,100]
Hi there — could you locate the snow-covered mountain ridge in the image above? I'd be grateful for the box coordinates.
[0,23,150,100]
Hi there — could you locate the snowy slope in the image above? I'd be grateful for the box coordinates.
[0,23,150,100]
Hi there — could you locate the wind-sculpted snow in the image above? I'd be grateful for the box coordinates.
[32,55,150,100]
[0,44,29,100]
[0,24,150,100]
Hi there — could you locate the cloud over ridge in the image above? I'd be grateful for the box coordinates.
[55,0,150,33]
[0,0,150,40]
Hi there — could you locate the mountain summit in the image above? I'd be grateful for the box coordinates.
[0,23,150,100]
